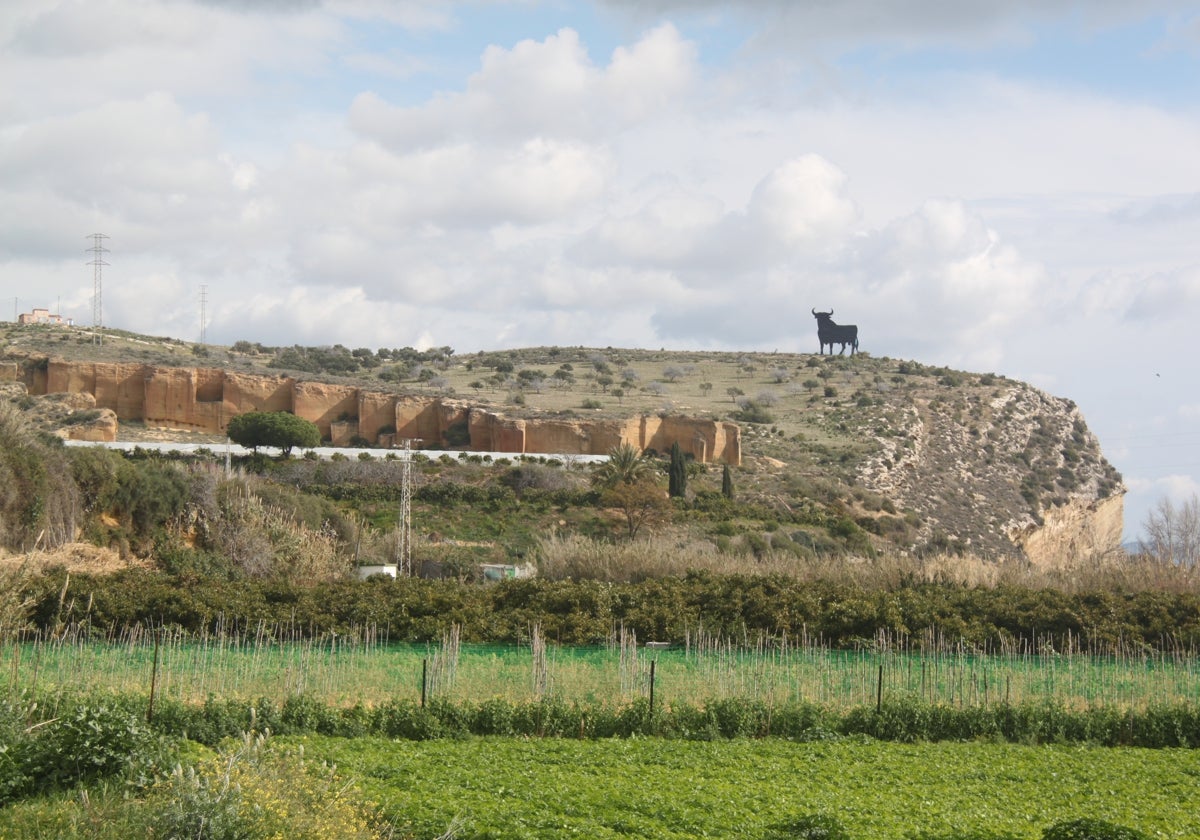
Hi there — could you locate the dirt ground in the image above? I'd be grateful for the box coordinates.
[0,543,149,575]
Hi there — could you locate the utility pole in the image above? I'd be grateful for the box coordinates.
[86,233,109,345]
[398,438,413,576]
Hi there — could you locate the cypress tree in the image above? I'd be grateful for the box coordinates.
[721,463,734,500]
[668,441,687,498]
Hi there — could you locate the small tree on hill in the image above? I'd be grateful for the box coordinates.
[721,464,734,501]
[226,411,321,456]
[592,442,652,489]
[602,477,670,539]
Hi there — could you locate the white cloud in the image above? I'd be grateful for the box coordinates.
[601,22,698,121]
[1123,267,1200,321]
[574,184,725,266]
[746,154,859,249]
[348,23,697,148]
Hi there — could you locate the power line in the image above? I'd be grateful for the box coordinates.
[86,233,109,345]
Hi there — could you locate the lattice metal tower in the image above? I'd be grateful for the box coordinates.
[86,233,109,345]
[397,438,413,576]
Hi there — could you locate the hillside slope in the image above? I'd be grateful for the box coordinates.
[1,323,1123,564]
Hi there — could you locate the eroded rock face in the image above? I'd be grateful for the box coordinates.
[57,408,119,442]
[856,379,1125,563]
[1012,493,1125,568]
[24,358,741,464]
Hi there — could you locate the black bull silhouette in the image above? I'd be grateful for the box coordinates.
[812,309,859,356]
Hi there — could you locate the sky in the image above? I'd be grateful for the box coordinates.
[2,0,1198,543]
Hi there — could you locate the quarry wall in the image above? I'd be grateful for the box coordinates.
[22,359,741,464]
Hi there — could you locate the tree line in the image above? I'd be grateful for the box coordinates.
[17,569,1200,651]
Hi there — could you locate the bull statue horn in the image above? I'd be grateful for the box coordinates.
[811,308,817,315]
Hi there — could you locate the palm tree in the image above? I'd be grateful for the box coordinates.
[591,442,653,489]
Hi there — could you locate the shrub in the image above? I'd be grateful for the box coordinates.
[112,458,189,537]
[731,401,776,424]
[1041,818,1151,840]
[763,813,850,839]
[0,404,78,551]
[147,732,384,840]
[374,699,442,740]
[0,695,171,803]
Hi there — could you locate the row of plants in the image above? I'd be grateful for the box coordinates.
[156,693,1200,748]
[19,568,1200,650]
[8,688,1200,764]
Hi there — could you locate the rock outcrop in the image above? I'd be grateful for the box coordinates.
[855,377,1124,565]
[20,358,741,464]
[1011,493,1125,568]
[59,407,119,442]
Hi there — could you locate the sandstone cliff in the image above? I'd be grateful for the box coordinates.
[21,358,741,465]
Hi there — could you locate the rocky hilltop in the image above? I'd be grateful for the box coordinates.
[853,373,1123,562]
[0,328,1123,566]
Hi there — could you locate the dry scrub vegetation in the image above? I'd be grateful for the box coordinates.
[0,321,1135,577]
[534,531,1200,594]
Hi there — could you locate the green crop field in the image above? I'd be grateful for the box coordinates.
[294,735,1200,839]
[7,631,1200,712]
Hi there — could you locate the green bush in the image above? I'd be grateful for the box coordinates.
[731,401,776,424]
[373,699,442,740]
[0,694,171,804]
[1041,818,1151,840]
[763,813,849,840]
[112,458,189,536]
[0,404,78,551]
[0,697,35,804]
